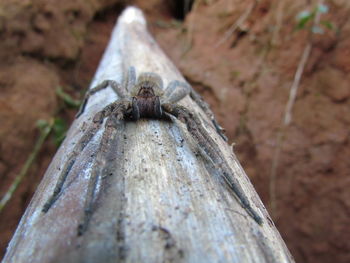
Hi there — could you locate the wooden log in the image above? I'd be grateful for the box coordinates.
[2,7,294,263]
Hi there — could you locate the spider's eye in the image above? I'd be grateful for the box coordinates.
[138,84,155,97]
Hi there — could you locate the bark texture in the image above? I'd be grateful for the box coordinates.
[3,7,294,263]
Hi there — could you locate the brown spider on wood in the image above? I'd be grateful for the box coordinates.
[42,67,263,235]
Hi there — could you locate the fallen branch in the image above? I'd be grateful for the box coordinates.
[3,7,294,263]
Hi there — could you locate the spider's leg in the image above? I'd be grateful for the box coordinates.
[108,80,128,99]
[126,66,136,92]
[77,80,110,117]
[163,80,190,104]
[42,100,130,213]
[77,80,124,118]
[78,100,130,235]
[77,115,123,236]
[42,116,104,213]
[163,103,262,225]
[190,89,228,141]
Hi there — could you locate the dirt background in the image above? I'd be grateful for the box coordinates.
[0,0,349,262]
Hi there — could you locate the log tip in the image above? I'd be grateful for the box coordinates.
[119,6,146,26]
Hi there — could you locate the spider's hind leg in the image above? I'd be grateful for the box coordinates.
[77,115,123,236]
[189,89,227,141]
[42,115,105,213]
[43,100,130,214]
[163,103,262,225]
[77,100,129,235]
[163,80,227,141]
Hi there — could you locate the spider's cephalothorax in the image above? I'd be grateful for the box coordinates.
[42,67,262,236]
[131,73,164,120]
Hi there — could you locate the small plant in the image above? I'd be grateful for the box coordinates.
[37,117,68,147]
[270,1,335,216]
[295,3,334,34]
[0,86,80,213]
[56,86,81,108]
[0,119,53,213]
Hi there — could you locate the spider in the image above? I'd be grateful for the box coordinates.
[42,67,263,235]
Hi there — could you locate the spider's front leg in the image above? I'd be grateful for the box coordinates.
[124,66,137,92]
[162,103,263,225]
[162,80,190,105]
[76,79,128,118]
[163,80,227,141]
[42,99,131,214]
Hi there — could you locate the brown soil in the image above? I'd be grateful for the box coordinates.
[0,0,349,262]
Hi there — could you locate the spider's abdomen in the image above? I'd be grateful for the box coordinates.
[132,96,163,120]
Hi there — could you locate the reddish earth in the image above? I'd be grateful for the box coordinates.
[0,1,349,262]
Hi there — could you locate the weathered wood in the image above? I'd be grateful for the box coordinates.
[3,7,294,263]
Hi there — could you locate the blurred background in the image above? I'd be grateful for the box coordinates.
[0,0,349,262]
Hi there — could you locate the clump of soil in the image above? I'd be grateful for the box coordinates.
[0,0,349,262]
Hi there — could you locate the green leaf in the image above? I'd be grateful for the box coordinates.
[56,87,81,108]
[295,10,314,30]
[297,10,311,20]
[296,16,312,30]
[320,20,334,30]
[36,119,50,131]
[52,118,67,146]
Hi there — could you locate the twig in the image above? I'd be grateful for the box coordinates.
[283,44,312,126]
[214,1,256,48]
[182,0,201,56]
[269,0,325,216]
[271,0,285,46]
[0,120,53,213]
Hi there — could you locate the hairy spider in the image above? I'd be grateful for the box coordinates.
[42,67,262,235]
